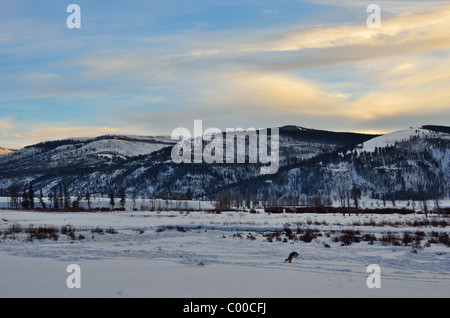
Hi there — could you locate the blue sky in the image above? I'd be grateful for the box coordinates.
[1,0,450,148]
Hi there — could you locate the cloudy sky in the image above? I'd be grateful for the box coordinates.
[1,0,449,148]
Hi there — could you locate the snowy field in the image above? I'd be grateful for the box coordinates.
[0,204,449,298]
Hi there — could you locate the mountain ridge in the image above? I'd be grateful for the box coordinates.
[0,147,15,156]
[0,125,448,205]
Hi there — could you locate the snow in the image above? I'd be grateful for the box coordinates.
[49,138,171,159]
[357,128,449,154]
[78,138,170,158]
[0,206,449,298]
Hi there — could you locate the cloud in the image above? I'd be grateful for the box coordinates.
[26,125,143,141]
[263,10,278,15]
[380,56,450,88]
[71,4,450,81]
[301,0,449,14]
[1,1,449,147]
[208,72,343,115]
[0,116,146,149]
[345,53,450,120]
[0,117,18,138]
[241,4,450,74]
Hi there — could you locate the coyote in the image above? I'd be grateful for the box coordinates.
[285,251,299,263]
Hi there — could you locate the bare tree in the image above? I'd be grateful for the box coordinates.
[85,187,92,210]
[131,191,137,211]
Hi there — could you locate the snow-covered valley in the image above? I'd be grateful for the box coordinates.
[0,126,448,299]
[0,207,448,298]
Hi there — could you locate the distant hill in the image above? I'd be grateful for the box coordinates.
[0,147,15,156]
[0,125,448,205]
[422,125,450,134]
[279,125,380,146]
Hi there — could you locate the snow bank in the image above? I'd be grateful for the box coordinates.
[0,210,448,298]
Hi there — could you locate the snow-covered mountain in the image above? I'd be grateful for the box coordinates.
[0,135,174,168]
[263,126,450,205]
[356,128,447,153]
[0,135,176,194]
[0,125,448,204]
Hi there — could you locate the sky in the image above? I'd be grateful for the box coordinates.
[1,0,449,149]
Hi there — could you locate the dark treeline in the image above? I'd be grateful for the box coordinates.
[7,182,126,211]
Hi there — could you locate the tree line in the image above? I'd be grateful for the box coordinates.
[8,183,127,211]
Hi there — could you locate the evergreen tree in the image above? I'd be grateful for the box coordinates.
[351,184,361,210]
[119,187,126,209]
[21,187,29,209]
[63,184,71,209]
[48,192,54,209]
[216,191,231,210]
[109,188,115,208]
[53,187,59,209]
[28,182,34,209]
[245,192,251,209]
[58,185,63,209]
[185,188,193,201]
